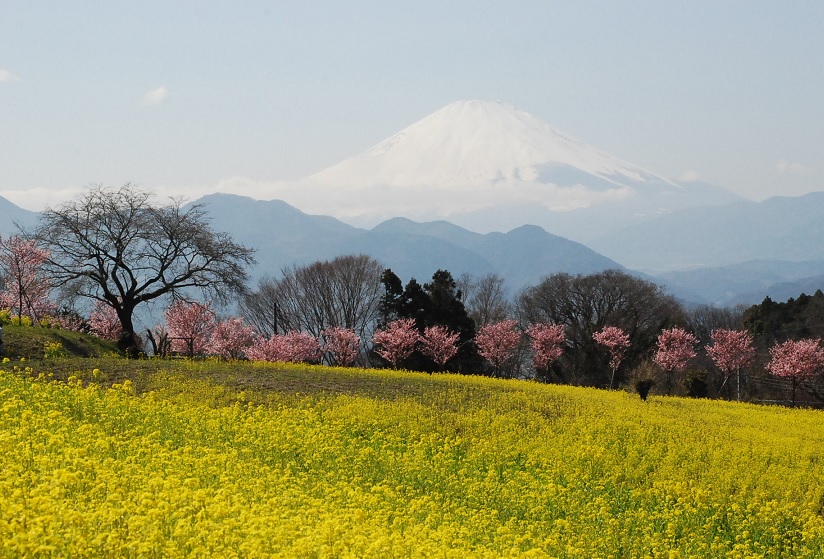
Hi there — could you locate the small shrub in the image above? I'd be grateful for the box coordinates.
[39,316,63,329]
[43,342,64,359]
[11,315,33,327]
[629,360,658,401]
[635,378,655,401]
[683,369,708,398]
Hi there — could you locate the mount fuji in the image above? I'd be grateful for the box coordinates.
[262,100,741,241]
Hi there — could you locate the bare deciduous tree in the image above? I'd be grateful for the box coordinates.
[241,254,383,343]
[459,273,511,327]
[688,304,745,345]
[517,269,686,386]
[34,184,255,354]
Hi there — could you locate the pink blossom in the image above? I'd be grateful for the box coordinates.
[593,326,631,370]
[165,301,216,357]
[244,335,282,363]
[208,317,255,360]
[476,319,521,374]
[767,338,824,406]
[246,331,321,363]
[593,326,631,388]
[706,329,755,400]
[420,325,460,368]
[0,235,52,321]
[654,328,697,373]
[88,300,122,340]
[654,327,697,395]
[322,327,361,367]
[372,318,420,369]
[527,323,566,372]
[767,339,824,381]
[707,329,755,373]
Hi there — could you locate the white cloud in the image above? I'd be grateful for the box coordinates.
[0,69,20,83]
[776,159,815,176]
[143,86,168,105]
[678,170,702,183]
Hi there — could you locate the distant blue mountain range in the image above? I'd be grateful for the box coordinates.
[3,190,823,307]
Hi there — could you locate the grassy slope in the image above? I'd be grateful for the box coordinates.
[1,323,119,360]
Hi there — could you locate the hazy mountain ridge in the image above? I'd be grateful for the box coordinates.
[589,192,824,271]
[0,197,39,237]
[655,259,824,306]
[3,191,823,306]
[194,194,824,306]
[193,194,622,290]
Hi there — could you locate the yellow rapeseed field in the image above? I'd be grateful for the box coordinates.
[2,362,824,558]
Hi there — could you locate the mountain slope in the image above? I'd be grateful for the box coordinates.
[590,192,824,271]
[0,195,39,236]
[191,194,623,290]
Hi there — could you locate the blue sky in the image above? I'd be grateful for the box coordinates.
[1,1,822,210]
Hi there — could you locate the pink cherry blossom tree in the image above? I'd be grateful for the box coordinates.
[283,331,322,363]
[0,235,52,323]
[88,300,122,340]
[706,328,756,401]
[322,326,361,367]
[766,338,824,407]
[165,301,216,357]
[246,331,321,363]
[244,335,282,363]
[527,323,566,375]
[372,318,420,369]
[593,326,631,389]
[654,327,698,395]
[208,317,255,360]
[420,325,460,371]
[476,319,522,377]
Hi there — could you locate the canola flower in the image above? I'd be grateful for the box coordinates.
[1,365,824,558]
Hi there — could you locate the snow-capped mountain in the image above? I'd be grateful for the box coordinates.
[312,99,676,193]
[262,100,740,240]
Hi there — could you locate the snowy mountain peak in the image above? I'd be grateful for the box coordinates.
[310,99,675,190]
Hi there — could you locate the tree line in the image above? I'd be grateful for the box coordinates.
[2,184,824,406]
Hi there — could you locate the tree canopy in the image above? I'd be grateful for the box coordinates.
[34,184,255,354]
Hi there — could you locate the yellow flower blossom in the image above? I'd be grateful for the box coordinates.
[1,365,823,557]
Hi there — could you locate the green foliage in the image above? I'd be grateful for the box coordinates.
[744,290,824,347]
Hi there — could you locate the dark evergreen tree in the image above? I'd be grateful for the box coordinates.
[422,270,482,374]
[374,269,482,374]
[743,290,824,348]
[399,278,433,330]
[378,269,404,326]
